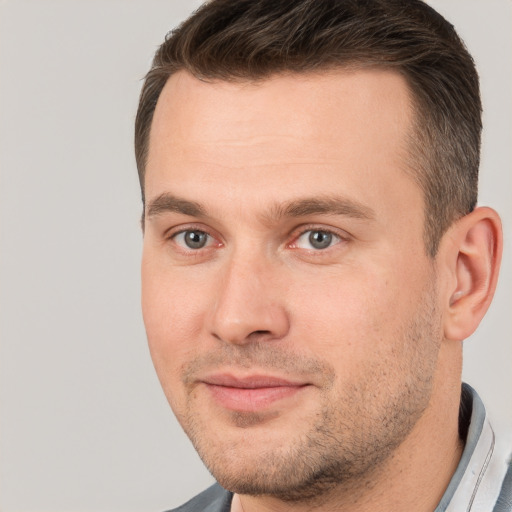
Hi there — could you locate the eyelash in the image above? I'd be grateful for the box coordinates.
[166,225,350,254]
[288,224,351,253]
[167,225,221,253]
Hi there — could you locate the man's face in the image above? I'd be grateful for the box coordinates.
[142,69,443,499]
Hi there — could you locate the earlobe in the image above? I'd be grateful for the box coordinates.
[443,207,502,341]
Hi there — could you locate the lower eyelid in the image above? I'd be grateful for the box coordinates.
[292,230,343,250]
[171,229,226,253]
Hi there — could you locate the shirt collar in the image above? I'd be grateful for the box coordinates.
[436,383,508,512]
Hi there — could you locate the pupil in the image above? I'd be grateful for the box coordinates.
[309,231,332,249]
[185,231,207,249]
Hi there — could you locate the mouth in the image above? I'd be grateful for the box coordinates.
[200,374,310,412]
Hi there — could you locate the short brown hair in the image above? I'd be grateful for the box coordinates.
[135,0,481,256]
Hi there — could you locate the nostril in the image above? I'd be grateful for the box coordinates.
[246,330,274,342]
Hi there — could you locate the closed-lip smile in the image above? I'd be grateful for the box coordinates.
[200,373,310,412]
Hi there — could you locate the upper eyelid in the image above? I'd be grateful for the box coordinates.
[297,229,341,240]
[290,224,351,241]
[164,223,216,239]
[291,229,341,248]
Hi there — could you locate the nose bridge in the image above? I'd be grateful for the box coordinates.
[209,246,289,345]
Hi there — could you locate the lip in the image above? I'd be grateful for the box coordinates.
[201,374,310,412]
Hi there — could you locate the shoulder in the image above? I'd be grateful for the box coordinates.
[494,460,512,512]
[165,483,233,512]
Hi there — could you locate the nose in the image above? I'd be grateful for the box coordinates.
[208,253,290,345]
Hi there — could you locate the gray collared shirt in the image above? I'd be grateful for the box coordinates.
[436,384,511,512]
[169,384,511,512]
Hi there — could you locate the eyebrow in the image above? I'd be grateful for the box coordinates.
[146,192,375,222]
[147,193,206,218]
[271,196,375,221]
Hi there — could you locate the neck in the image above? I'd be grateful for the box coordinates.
[232,349,464,512]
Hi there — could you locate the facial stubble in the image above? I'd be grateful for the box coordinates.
[174,280,441,504]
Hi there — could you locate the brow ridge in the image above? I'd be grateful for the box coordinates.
[146,192,375,223]
[147,193,206,218]
[268,196,375,222]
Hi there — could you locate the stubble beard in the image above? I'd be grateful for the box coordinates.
[176,282,442,504]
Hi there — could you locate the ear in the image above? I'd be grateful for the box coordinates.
[442,207,503,341]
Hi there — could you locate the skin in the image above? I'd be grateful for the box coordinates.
[141,69,502,512]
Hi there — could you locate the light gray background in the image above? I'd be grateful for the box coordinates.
[0,1,510,511]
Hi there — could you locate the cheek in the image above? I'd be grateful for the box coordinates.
[141,258,207,389]
[290,264,417,365]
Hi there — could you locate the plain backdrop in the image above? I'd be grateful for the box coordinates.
[0,1,510,511]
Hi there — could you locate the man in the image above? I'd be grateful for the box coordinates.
[135,0,511,511]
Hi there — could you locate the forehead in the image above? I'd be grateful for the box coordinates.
[148,68,413,166]
[145,68,421,226]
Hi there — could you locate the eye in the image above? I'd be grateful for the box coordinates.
[294,230,341,250]
[173,230,212,250]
